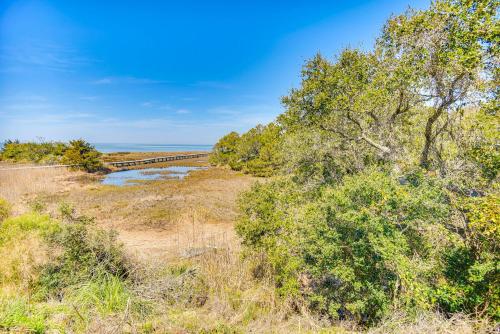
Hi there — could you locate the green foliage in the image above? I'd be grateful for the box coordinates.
[436,194,499,319]
[0,198,10,222]
[37,210,129,296]
[236,178,304,294]
[0,140,67,164]
[0,212,138,332]
[68,274,132,316]
[0,213,60,246]
[237,170,454,324]
[0,298,49,334]
[210,131,241,167]
[61,139,103,172]
[0,139,104,172]
[210,123,282,176]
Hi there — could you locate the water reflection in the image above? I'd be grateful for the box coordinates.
[101,166,206,186]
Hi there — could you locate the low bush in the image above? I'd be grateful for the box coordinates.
[37,208,129,297]
[0,298,50,334]
[0,139,103,172]
[236,169,500,324]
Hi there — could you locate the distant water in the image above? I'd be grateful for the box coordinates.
[92,143,212,153]
[101,166,207,186]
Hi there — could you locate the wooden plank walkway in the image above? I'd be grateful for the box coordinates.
[105,153,209,167]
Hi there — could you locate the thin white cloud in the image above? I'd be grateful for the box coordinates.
[1,41,93,72]
[91,76,170,85]
[176,109,190,114]
[79,96,99,101]
[193,81,233,89]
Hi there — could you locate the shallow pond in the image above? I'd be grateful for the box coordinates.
[101,166,207,186]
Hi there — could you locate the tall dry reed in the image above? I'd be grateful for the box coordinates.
[0,167,74,211]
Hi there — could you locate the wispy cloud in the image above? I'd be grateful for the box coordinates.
[141,101,153,107]
[1,40,93,72]
[79,96,99,101]
[91,76,170,85]
[176,109,190,114]
[193,81,233,89]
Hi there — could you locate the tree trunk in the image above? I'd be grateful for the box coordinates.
[420,107,444,169]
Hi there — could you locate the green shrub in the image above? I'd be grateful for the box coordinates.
[237,170,454,324]
[28,197,46,213]
[0,139,104,172]
[0,140,67,164]
[61,139,103,172]
[210,123,282,176]
[210,132,241,167]
[0,213,59,246]
[0,198,10,222]
[37,213,129,296]
[435,194,499,320]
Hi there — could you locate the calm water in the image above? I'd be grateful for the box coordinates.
[101,166,207,186]
[93,143,212,153]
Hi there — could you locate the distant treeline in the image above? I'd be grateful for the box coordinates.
[211,0,499,326]
[0,139,103,172]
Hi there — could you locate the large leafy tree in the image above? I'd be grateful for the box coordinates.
[279,49,420,169]
[381,0,499,170]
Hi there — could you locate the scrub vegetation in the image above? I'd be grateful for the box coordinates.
[0,0,498,332]
[211,0,500,329]
[0,139,103,172]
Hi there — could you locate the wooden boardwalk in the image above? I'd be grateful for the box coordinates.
[105,153,209,167]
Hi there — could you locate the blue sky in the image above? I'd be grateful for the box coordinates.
[0,0,428,144]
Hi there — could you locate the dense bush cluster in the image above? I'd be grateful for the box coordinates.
[0,140,67,164]
[210,123,282,176]
[0,139,103,172]
[213,0,500,326]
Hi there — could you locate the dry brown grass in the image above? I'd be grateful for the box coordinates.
[126,249,340,333]
[0,157,255,262]
[0,167,95,213]
[58,166,254,261]
[367,312,495,334]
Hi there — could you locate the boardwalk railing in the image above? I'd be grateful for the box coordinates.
[105,153,209,167]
